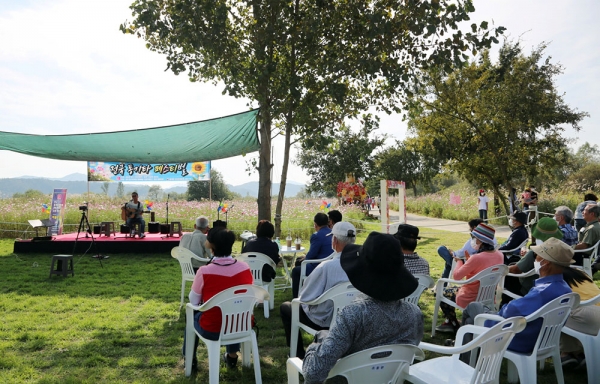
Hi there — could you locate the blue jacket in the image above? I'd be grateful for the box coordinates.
[304,226,334,276]
[487,274,571,353]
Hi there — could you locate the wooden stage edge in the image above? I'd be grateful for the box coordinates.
[13,232,182,254]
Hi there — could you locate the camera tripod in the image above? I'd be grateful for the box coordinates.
[73,207,105,266]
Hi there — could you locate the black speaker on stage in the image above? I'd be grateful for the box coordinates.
[120,224,130,234]
[160,224,170,234]
[93,225,101,234]
[212,220,227,229]
[148,222,160,234]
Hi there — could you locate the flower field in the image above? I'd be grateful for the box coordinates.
[0,194,367,239]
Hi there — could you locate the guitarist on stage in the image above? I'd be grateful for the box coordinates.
[122,192,146,238]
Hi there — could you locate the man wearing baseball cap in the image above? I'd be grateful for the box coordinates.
[462,237,572,354]
[499,211,529,263]
[280,221,356,359]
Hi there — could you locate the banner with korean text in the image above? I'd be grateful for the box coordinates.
[87,161,211,182]
[49,188,67,236]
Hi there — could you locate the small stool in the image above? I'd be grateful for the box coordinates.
[100,221,115,237]
[170,221,183,237]
[49,254,74,278]
[129,222,142,238]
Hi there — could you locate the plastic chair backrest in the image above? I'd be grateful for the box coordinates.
[472,264,509,306]
[299,254,334,288]
[237,252,276,284]
[467,317,527,383]
[499,238,529,256]
[301,282,358,324]
[171,246,198,280]
[196,285,267,342]
[404,275,434,305]
[527,293,579,357]
[328,344,424,384]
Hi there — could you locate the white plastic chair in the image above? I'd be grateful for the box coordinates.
[431,264,508,336]
[171,246,211,308]
[184,285,269,382]
[290,282,358,358]
[573,240,600,277]
[499,238,529,259]
[299,254,334,289]
[501,268,537,300]
[287,344,424,384]
[237,252,276,318]
[404,274,434,305]
[561,293,600,384]
[474,292,579,384]
[406,316,527,384]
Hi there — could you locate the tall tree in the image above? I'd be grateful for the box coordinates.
[147,185,163,201]
[296,115,385,196]
[116,182,125,199]
[121,0,504,230]
[373,141,439,196]
[101,182,110,196]
[187,169,233,201]
[407,42,588,213]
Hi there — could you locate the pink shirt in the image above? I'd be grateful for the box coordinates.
[452,250,503,308]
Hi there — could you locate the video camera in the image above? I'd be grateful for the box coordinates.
[79,202,89,211]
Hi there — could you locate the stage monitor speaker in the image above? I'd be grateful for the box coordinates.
[120,225,130,234]
[160,224,170,234]
[148,222,160,234]
[93,225,101,235]
[212,220,227,229]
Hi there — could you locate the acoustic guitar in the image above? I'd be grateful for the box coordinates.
[121,205,151,221]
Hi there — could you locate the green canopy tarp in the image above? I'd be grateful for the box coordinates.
[0,109,260,163]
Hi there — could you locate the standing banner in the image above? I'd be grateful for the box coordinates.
[49,188,67,236]
[87,161,211,182]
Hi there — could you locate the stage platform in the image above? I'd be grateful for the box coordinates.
[13,232,182,254]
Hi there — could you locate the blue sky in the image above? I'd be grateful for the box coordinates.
[0,0,597,186]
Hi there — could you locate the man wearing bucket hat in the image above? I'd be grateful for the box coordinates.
[393,224,430,275]
[499,211,529,263]
[302,232,424,384]
[462,237,572,354]
[506,217,564,298]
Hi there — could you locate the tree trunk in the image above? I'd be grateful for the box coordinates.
[257,105,272,221]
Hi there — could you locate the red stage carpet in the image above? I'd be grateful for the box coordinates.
[14,232,182,254]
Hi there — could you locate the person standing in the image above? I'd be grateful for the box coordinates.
[123,191,146,238]
[477,189,490,221]
[179,216,211,271]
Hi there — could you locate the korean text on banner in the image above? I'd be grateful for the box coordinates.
[87,161,211,182]
[49,189,67,236]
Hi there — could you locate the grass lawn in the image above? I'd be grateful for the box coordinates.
[0,227,592,383]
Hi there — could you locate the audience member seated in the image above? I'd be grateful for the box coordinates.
[574,203,600,272]
[437,218,496,279]
[436,223,503,334]
[179,216,211,272]
[327,210,342,229]
[574,193,598,232]
[301,232,423,383]
[242,220,281,282]
[184,227,253,370]
[291,213,333,298]
[280,221,356,359]
[499,211,529,264]
[554,206,578,246]
[462,237,573,354]
[559,266,600,368]
[507,217,564,298]
[393,224,429,275]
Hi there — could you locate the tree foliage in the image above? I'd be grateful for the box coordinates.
[372,141,439,196]
[296,115,385,196]
[406,42,588,213]
[187,169,234,201]
[147,185,163,201]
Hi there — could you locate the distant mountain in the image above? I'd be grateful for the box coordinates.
[228,181,304,198]
[0,175,304,199]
